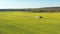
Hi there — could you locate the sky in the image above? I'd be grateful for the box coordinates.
[0,0,60,9]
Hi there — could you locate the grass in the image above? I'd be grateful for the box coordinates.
[0,11,60,34]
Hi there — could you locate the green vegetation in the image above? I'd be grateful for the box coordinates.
[0,7,60,12]
[0,12,60,34]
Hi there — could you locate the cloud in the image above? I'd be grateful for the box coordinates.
[0,0,36,9]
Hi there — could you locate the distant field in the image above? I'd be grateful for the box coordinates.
[0,11,60,34]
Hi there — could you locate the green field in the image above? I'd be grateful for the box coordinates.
[0,12,60,34]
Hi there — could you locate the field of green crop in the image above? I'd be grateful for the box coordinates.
[0,11,60,34]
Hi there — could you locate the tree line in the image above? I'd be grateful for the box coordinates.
[0,7,60,12]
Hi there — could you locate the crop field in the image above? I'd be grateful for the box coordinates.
[0,11,60,34]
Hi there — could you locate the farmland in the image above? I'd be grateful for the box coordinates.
[0,11,60,34]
